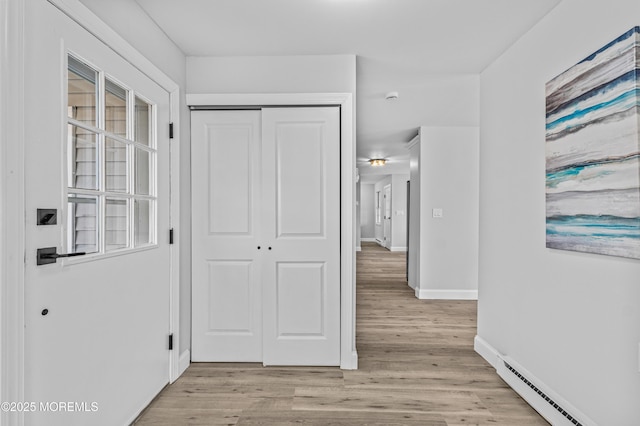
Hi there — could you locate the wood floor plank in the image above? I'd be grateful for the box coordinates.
[236,411,447,426]
[134,408,241,425]
[135,242,548,425]
[292,386,491,416]
[343,369,508,391]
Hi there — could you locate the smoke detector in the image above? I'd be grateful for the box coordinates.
[385,91,399,100]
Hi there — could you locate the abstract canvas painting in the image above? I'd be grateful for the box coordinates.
[546,27,640,259]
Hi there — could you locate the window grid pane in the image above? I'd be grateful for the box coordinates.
[105,78,127,137]
[105,137,128,192]
[67,56,97,127]
[68,125,98,190]
[134,96,151,146]
[134,199,152,246]
[105,198,129,251]
[135,148,151,195]
[67,194,98,254]
[66,53,157,257]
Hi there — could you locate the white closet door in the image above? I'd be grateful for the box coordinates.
[191,110,263,361]
[261,107,341,366]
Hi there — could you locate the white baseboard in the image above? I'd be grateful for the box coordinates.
[415,289,478,300]
[474,335,500,369]
[356,246,362,252]
[390,246,407,252]
[179,349,190,376]
[476,337,596,426]
[340,350,358,370]
[361,238,376,242]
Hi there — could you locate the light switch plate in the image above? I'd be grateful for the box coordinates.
[432,208,443,218]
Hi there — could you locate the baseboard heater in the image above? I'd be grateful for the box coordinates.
[497,356,595,426]
[503,361,582,425]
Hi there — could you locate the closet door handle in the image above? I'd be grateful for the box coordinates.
[257,246,261,250]
[268,247,272,250]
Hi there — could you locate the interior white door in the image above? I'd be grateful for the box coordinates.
[383,184,392,249]
[261,107,341,366]
[23,2,171,425]
[191,110,263,361]
[191,107,341,366]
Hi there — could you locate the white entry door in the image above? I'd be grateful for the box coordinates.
[191,107,341,366]
[383,184,392,249]
[23,2,171,425]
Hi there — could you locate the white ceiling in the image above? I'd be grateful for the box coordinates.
[131,0,561,179]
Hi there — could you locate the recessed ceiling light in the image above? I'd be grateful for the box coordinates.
[369,158,386,166]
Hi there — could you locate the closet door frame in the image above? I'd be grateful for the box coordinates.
[187,93,357,370]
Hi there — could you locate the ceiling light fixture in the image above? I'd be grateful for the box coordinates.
[385,91,399,100]
[369,158,386,167]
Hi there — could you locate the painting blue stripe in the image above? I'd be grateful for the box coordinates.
[546,154,640,188]
[546,88,640,131]
[546,69,638,117]
[546,165,590,188]
[547,215,640,239]
[547,153,640,174]
[578,26,640,65]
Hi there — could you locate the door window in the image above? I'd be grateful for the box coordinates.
[66,53,157,256]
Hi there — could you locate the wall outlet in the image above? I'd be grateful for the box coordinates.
[432,208,443,218]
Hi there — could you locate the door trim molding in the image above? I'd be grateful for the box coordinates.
[48,0,178,92]
[187,93,358,369]
[1,0,26,424]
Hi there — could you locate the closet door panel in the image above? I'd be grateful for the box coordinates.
[262,107,341,366]
[191,110,263,362]
[276,124,324,237]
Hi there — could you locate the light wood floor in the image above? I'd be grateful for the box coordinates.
[135,242,548,425]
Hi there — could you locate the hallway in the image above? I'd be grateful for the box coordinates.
[135,242,548,425]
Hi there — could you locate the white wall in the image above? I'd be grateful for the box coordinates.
[410,126,479,299]
[478,1,640,424]
[187,55,356,94]
[360,183,376,239]
[78,0,192,361]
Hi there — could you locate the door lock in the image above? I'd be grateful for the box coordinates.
[37,209,57,225]
[37,247,86,266]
